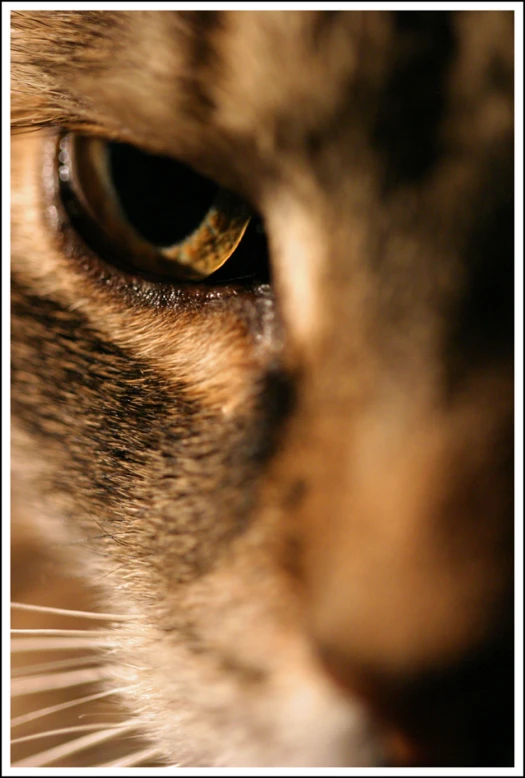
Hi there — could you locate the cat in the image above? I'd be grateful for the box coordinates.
[10,9,515,767]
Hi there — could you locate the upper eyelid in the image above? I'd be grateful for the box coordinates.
[11,114,137,147]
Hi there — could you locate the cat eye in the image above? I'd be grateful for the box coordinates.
[56,134,255,282]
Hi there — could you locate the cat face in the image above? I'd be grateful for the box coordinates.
[11,10,514,766]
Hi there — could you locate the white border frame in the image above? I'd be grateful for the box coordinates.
[2,3,523,776]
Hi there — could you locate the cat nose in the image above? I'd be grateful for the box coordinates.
[290,395,513,764]
[315,634,513,766]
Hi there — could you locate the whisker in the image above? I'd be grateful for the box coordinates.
[97,564,127,581]
[11,723,129,745]
[98,745,163,767]
[11,637,112,652]
[11,629,111,637]
[11,602,134,621]
[11,656,100,678]
[11,686,127,728]
[11,667,108,697]
[76,714,129,723]
[11,723,140,767]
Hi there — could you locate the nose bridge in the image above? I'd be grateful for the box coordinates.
[264,163,512,669]
[267,184,512,664]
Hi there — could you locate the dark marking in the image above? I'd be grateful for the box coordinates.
[373,11,456,189]
[177,10,224,117]
[11,277,291,586]
[309,10,344,50]
[248,366,298,466]
[445,143,514,393]
[282,478,308,511]
[280,530,305,585]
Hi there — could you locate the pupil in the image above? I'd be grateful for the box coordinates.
[108,142,218,247]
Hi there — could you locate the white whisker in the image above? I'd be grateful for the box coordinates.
[11,667,108,697]
[76,715,128,723]
[12,723,130,745]
[11,629,111,636]
[11,723,140,767]
[11,656,100,678]
[11,602,134,621]
[97,745,163,767]
[11,637,112,652]
[11,686,127,728]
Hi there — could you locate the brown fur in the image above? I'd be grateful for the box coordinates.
[11,10,514,766]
